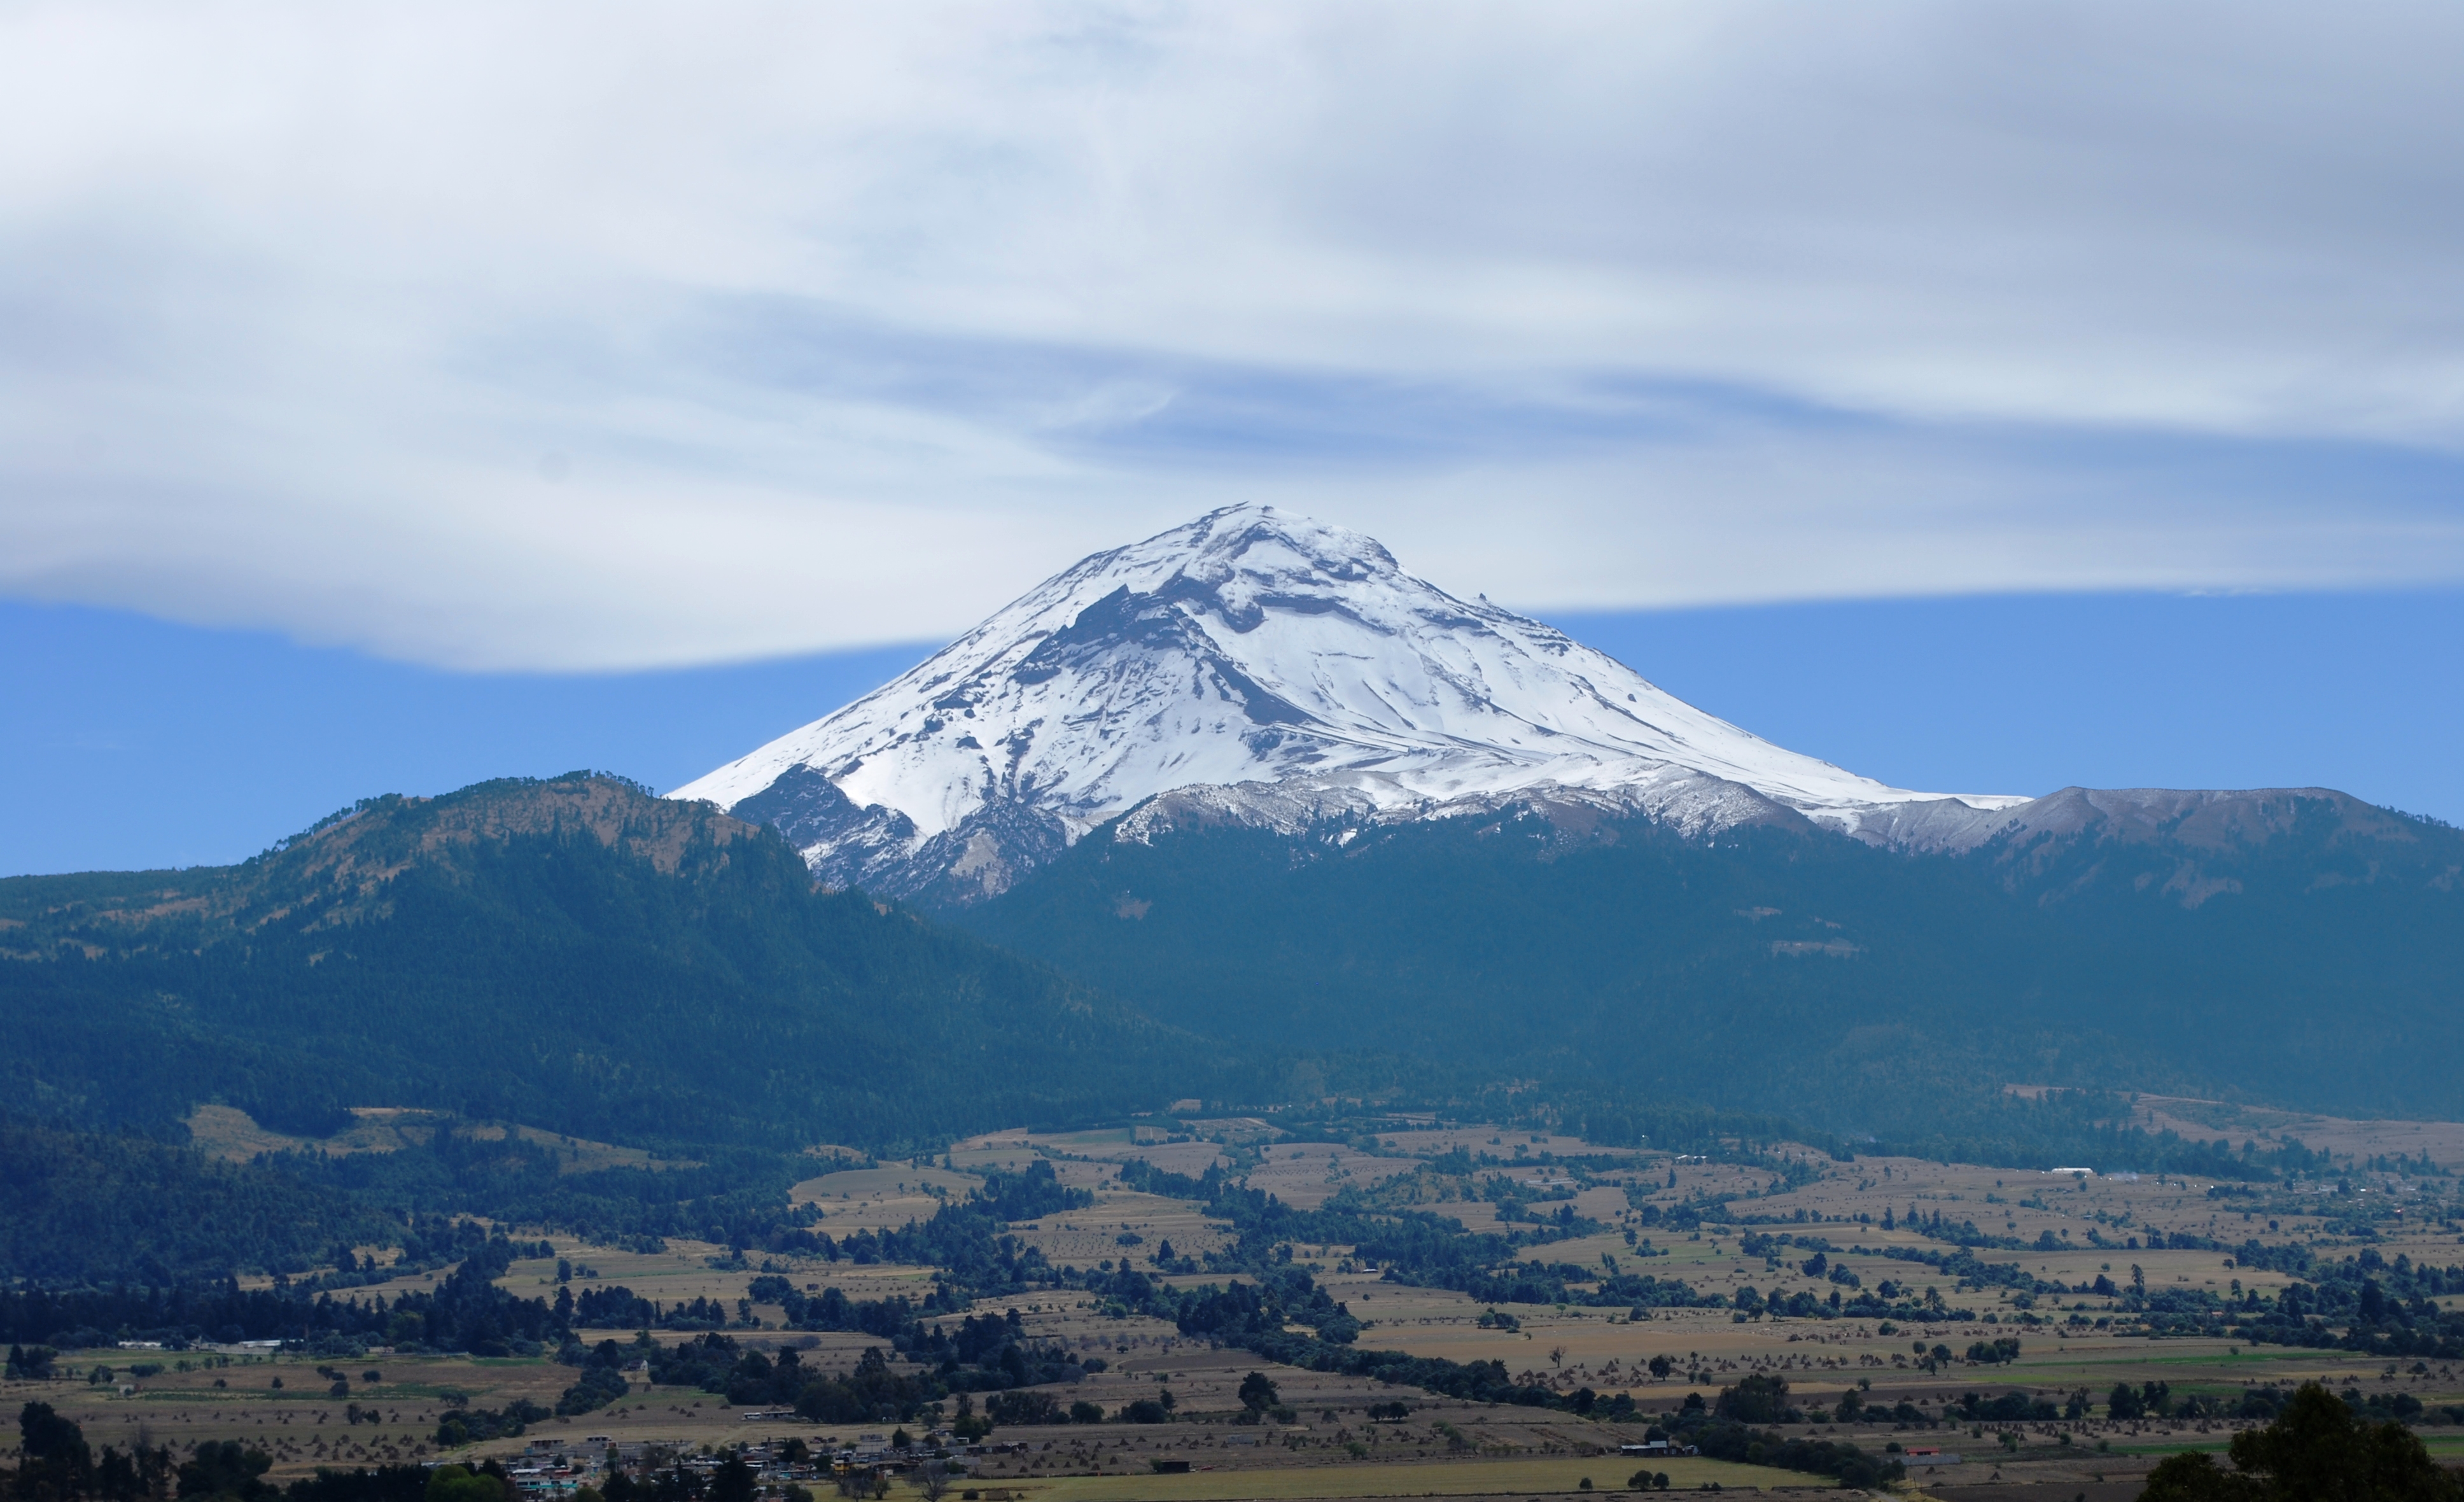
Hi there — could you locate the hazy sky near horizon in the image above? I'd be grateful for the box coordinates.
[8,3,2464,670]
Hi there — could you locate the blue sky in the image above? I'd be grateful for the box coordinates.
[8,586,2458,877]
[5,6,2462,872]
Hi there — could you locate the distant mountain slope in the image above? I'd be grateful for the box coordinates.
[671,504,2022,901]
[954,782,2464,1127]
[660,502,2464,1130]
[0,775,1256,1151]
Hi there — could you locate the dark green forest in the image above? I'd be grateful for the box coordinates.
[0,1119,389,1285]
[0,774,1273,1152]
[952,790,2464,1131]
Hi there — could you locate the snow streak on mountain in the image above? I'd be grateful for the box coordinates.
[671,505,2027,899]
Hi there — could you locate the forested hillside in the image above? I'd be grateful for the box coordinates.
[0,775,1264,1153]
[0,1118,386,1283]
[955,789,2464,1132]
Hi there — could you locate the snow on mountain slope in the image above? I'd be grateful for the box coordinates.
[670,505,2027,897]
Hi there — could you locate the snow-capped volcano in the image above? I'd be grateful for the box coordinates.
[670,505,2027,898]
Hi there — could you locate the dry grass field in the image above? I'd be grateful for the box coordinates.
[997,1452,1819,1499]
[185,1105,697,1175]
[2124,1096,2464,1174]
[790,1166,986,1233]
[18,1292,2450,1495]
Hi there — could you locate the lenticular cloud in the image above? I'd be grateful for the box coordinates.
[6,3,2464,668]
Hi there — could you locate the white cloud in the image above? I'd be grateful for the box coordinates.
[4,1,2463,668]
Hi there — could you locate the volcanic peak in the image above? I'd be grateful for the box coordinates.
[670,505,2025,898]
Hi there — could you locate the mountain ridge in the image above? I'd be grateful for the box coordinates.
[0,773,1262,1149]
[952,780,2464,1126]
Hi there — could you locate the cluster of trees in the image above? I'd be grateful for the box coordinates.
[1956,1387,2064,1422]
[0,1118,392,1285]
[976,1387,1161,1427]
[751,1289,1107,1396]
[1174,1268,1362,1348]
[2108,1380,2223,1422]
[790,1163,1084,1295]
[555,1342,632,1417]
[1879,1241,2075,1298]
[2225,1251,2464,1359]
[972,1162,1095,1223]
[434,1400,550,1449]
[5,1346,62,1381]
[1,1230,566,1357]
[1833,1388,1932,1426]
[1728,1284,1905,1321]
[1588,1232,1943,1326]
[747,1281,930,1338]
[549,1295,1117,1426]
[1685,1419,1901,1490]
[1593,1379,1903,1489]
[569,1288,746,1332]
[2141,1382,2463,1501]
[622,1333,941,1426]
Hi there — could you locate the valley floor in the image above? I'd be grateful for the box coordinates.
[11,1100,2463,1499]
